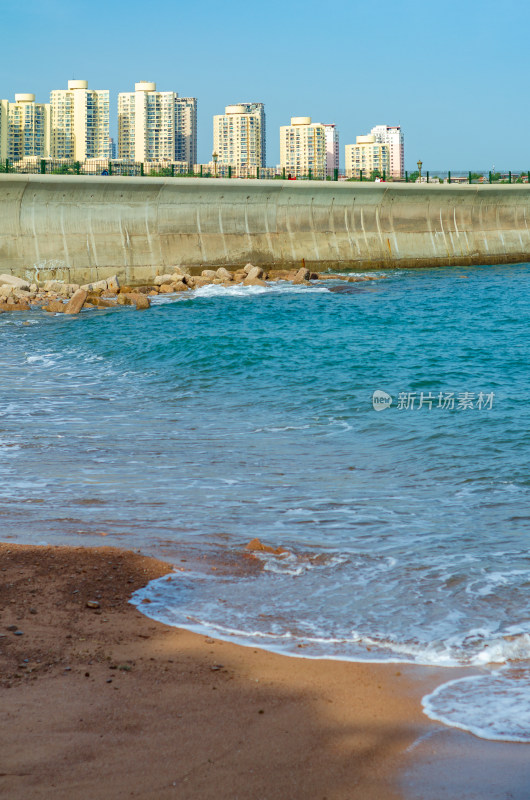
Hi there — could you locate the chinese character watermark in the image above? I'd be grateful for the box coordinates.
[372,390,494,412]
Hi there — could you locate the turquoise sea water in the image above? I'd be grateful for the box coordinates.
[1,265,530,742]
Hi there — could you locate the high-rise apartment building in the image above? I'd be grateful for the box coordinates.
[370,124,404,178]
[0,99,8,160]
[174,96,197,166]
[8,94,50,161]
[345,135,390,178]
[213,104,264,170]
[118,82,197,166]
[280,117,327,178]
[50,80,110,160]
[235,102,266,166]
[323,123,339,177]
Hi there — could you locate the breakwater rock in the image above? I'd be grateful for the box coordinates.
[0,266,382,316]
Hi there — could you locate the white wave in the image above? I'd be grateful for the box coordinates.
[327,418,353,432]
[465,569,530,598]
[148,281,332,305]
[422,667,530,742]
[258,551,349,577]
[193,282,330,298]
[26,354,58,366]
[344,632,465,666]
[473,632,530,664]
[252,424,312,433]
[324,271,388,279]
[130,594,403,661]
[131,564,530,668]
[149,293,184,305]
[131,595,457,667]
[62,348,104,363]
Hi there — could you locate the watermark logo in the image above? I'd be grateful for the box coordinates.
[372,390,393,411]
[372,390,495,411]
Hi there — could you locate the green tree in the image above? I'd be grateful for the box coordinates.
[148,167,174,177]
[51,164,76,175]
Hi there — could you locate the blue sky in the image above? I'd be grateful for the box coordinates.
[1,0,527,170]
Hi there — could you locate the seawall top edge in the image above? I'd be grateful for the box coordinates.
[1,174,529,192]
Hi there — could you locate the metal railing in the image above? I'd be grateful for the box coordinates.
[398,170,529,185]
[0,158,340,180]
[1,159,529,184]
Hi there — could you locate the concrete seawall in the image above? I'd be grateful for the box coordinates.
[2,174,530,284]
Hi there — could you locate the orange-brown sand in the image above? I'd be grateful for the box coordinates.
[1,542,528,800]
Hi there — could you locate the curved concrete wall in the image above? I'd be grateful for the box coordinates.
[2,174,530,284]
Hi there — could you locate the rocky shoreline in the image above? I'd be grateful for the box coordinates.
[0,265,382,315]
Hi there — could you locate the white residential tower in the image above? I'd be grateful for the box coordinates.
[323,123,339,177]
[345,135,390,178]
[370,124,404,178]
[118,81,197,166]
[280,116,327,179]
[50,80,110,160]
[213,104,265,170]
[8,94,50,161]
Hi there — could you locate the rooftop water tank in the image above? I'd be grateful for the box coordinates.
[135,82,157,92]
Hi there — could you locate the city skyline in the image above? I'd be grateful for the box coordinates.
[3,80,401,175]
[1,0,528,170]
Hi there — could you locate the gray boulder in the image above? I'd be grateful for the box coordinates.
[245,266,264,281]
[43,280,65,293]
[292,268,310,285]
[43,299,66,313]
[106,275,120,292]
[153,274,175,286]
[171,266,190,278]
[64,289,87,315]
[0,274,30,291]
[243,276,267,287]
[80,279,108,292]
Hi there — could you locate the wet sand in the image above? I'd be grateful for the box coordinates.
[1,542,528,799]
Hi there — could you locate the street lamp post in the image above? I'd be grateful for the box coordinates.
[417,159,423,183]
[212,151,218,178]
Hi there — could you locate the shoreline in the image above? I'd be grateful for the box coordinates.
[2,542,529,799]
[0,265,383,316]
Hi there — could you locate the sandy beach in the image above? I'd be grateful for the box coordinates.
[1,542,528,800]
